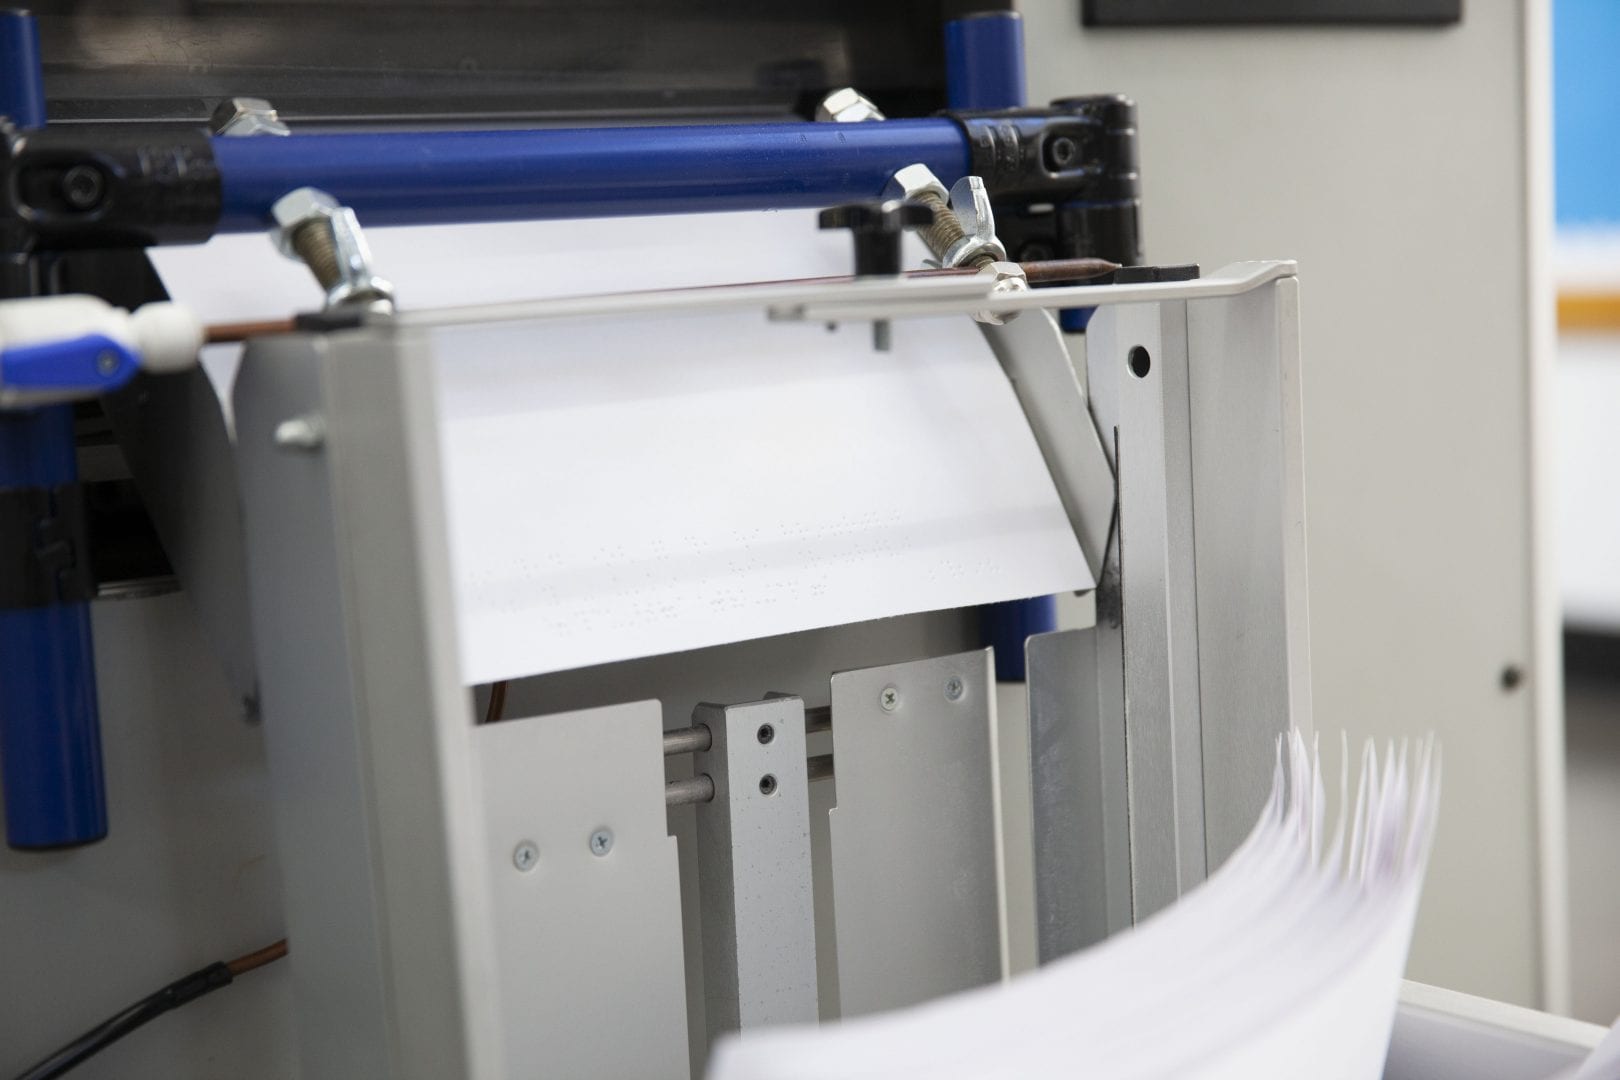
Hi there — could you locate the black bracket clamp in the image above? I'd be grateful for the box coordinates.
[948,95,1144,269]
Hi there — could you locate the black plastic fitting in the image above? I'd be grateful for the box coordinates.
[1,123,221,254]
[949,94,1143,269]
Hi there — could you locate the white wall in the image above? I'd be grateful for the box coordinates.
[1022,0,1563,1009]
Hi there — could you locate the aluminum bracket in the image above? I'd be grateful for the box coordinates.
[827,648,1004,1017]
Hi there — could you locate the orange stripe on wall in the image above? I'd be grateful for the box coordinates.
[1559,292,1620,331]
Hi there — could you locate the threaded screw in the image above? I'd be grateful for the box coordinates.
[290,219,342,291]
[912,190,999,272]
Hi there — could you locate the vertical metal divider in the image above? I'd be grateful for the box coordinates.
[1093,299,1208,921]
[1030,278,1309,960]
[235,324,504,1078]
[692,697,818,1046]
[1186,282,1314,866]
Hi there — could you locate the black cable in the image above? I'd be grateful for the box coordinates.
[11,939,286,1080]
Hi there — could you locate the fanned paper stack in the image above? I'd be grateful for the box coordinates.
[710,732,1441,1080]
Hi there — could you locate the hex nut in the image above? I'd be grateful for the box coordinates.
[817,87,885,124]
[974,260,1028,326]
[211,97,291,137]
[270,187,341,258]
[883,163,949,206]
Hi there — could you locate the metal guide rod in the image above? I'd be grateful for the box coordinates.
[664,774,715,807]
[663,705,835,804]
[390,260,1295,330]
[661,724,711,756]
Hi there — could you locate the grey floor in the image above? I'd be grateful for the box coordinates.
[1565,633,1620,1024]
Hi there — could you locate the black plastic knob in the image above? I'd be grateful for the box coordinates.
[818,199,935,277]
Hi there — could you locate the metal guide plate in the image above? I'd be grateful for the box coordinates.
[473,700,690,1079]
[827,648,1004,1017]
[1026,628,1132,962]
[693,697,818,1042]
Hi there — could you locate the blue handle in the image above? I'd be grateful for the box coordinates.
[1,333,141,397]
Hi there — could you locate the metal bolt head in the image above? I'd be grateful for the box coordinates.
[589,828,614,857]
[1045,135,1080,171]
[270,187,342,258]
[816,87,885,124]
[883,162,949,205]
[879,685,900,712]
[212,97,291,138]
[974,260,1029,326]
[757,723,775,745]
[945,676,965,702]
[61,165,106,211]
[512,840,539,872]
[273,414,326,451]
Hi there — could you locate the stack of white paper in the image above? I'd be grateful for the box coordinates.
[709,732,1441,1080]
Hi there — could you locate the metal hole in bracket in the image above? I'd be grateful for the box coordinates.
[757,723,775,745]
[1128,345,1152,378]
[759,773,778,796]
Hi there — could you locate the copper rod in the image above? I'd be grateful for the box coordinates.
[205,318,297,344]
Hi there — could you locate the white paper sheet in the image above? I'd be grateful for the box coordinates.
[707,733,1441,1080]
[434,312,1090,682]
[152,212,1091,683]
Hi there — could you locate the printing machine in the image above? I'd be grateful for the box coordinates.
[0,3,1604,1078]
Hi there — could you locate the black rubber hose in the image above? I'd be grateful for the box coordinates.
[11,938,286,1080]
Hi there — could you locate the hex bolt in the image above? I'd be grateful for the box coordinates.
[512,840,539,872]
[816,87,885,123]
[884,165,1006,276]
[879,685,900,712]
[945,676,965,702]
[211,97,291,138]
[589,828,615,857]
[60,165,105,211]
[270,187,395,313]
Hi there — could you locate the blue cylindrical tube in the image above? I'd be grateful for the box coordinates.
[0,408,107,849]
[0,9,109,849]
[0,9,46,129]
[945,11,1028,111]
[211,120,971,231]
